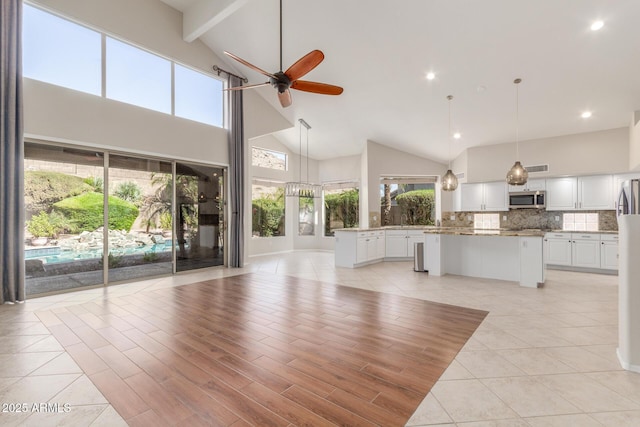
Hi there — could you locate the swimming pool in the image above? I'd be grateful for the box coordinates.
[25,243,173,264]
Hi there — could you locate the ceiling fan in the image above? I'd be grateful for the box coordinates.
[223,0,343,108]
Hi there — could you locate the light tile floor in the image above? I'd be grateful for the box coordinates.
[1,251,638,426]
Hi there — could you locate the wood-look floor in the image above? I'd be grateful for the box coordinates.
[36,273,488,426]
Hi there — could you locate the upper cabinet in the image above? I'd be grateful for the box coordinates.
[508,178,546,193]
[546,175,613,211]
[461,181,508,212]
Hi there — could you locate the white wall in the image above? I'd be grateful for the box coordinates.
[364,140,447,228]
[464,127,629,182]
[630,112,640,171]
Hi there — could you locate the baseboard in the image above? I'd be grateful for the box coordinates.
[617,348,640,373]
[546,264,618,275]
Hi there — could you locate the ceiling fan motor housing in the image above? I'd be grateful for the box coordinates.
[272,71,291,93]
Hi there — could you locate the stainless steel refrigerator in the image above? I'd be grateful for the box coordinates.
[617,179,640,372]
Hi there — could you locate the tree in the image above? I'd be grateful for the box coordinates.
[395,189,435,225]
[382,184,391,226]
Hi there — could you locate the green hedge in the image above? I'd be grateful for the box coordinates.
[395,189,435,225]
[324,189,359,235]
[53,192,139,232]
[252,197,285,237]
[25,171,93,214]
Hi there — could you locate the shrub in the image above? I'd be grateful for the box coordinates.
[395,189,435,225]
[252,197,285,237]
[25,171,93,215]
[159,212,172,230]
[324,189,359,235]
[114,181,142,204]
[53,192,139,232]
[83,176,104,193]
[26,211,56,238]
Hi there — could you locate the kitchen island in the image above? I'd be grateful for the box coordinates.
[424,229,545,288]
[334,227,545,288]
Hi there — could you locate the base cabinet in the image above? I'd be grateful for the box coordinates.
[544,232,617,271]
[335,230,385,268]
[385,230,425,259]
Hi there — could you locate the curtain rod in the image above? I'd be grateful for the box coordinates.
[212,65,248,83]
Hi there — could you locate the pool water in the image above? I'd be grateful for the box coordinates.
[25,244,172,264]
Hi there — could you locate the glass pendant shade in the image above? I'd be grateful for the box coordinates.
[506,160,528,185]
[442,169,458,191]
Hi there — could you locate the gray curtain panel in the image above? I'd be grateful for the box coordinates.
[227,75,245,267]
[1,0,25,303]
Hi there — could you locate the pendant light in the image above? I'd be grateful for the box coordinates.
[442,95,458,191]
[285,119,321,198]
[506,78,528,186]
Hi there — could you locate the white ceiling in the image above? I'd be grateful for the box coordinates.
[160,0,640,163]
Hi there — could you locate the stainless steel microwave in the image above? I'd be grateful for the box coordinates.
[509,191,546,209]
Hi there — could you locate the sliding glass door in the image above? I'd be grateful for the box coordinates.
[107,154,174,283]
[175,162,225,272]
[24,143,105,295]
[24,142,226,296]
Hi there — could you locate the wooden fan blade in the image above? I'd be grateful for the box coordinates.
[291,80,344,95]
[223,51,276,79]
[223,82,270,91]
[278,89,292,108]
[284,50,324,81]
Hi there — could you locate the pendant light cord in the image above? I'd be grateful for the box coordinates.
[298,121,302,184]
[447,95,453,170]
[514,78,521,160]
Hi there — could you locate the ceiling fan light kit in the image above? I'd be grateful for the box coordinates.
[223,0,343,108]
[506,78,528,186]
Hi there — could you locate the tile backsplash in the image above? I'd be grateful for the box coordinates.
[442,209,618,231]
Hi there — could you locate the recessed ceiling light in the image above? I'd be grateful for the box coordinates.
[590,20,604,31]
[453,132,461,139]
[581,111,592,119]
[426,72,435,80]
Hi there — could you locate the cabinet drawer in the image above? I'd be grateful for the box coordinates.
[407,230,425,237]
[571,233,599,240]
[385,230,407,236]
[546,233,571,239]
[600,234,618,242]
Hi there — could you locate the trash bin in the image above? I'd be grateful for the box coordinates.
[414,242,425,272]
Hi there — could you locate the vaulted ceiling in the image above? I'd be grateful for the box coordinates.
[160,0,640,163]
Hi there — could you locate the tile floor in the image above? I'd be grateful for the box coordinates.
[1,251,639,426]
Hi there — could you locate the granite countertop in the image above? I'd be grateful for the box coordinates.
[333,227,618,236]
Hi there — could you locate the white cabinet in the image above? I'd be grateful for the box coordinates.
[544,232,572,266]
[546,178,578,211]
[571,233,601,268]
[460,182,508,212]
[544,232,617,271]
[546,175,613,211]
[520,236,545,288]
[601,234,619,270]
[385,229,424,258]
[508,178,546,192]
[578,175,613,210]
[335,230,385,268]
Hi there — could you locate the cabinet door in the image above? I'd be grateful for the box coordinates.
[385,234,408,257]
[356,237,368,263]
[572,237,600,268]
[483,182,508,211]
[375,234,386,259]
[509,178,546,193]
[546,237,572,265]
[460,183,484,211]
[366,238,377,261]
[452,187,463,212]
[546,177,578,211]
[578,175,613,210]
[601,236,618,270]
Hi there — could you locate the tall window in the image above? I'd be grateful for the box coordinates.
[106,37,172,114]
[252,147,288,171]
[252,180,285,237]
[324,183,359,237]
[175,64,223,127]
[23,4,101,95]
[23,4,224,127]
[299,196,315,236]
[380,177,437,226]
